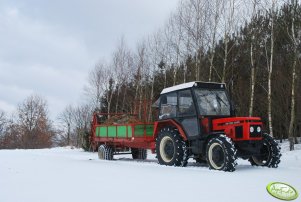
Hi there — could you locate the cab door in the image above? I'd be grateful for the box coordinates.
[176,89,200,139]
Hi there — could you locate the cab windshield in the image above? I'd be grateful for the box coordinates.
[194,89,230,116]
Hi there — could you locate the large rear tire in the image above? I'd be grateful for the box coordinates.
[156,127,188,167]
[132,148,147,160]
[206,135,237,172]
[98,145,113,160]
[249,133,281,168]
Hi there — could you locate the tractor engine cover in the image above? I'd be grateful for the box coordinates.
[211,117,263,141]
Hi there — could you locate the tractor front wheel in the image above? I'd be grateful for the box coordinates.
[206,135,237,172]
[98,145,113,160]
[249,133,281,168]
[156,127,188,167]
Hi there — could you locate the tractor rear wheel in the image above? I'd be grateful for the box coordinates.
[249,133,281,168]
[156,127,188,167]
[132,148,147,160]
[206,135,237,172]
[98,145,113,160]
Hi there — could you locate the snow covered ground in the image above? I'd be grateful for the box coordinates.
[0,141,300,202]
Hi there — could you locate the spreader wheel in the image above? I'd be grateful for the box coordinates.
[249,133,281,168]
[156,127,188,167]
[195,157,207,164]
[206,135,237,172]
[132,148,147,160]
[98,145,113,160]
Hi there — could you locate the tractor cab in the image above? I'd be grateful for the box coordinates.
[157,82,233,138]
[154,81,281,171]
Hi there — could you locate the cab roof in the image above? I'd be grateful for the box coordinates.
[160,81,226,94]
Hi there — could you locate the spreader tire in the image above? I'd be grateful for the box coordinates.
[156,127,188,167]
[132,148,147,160]
[98,145,113,160]
[206,135,237,172]
[249,133,281,168]
[195,158,207,164]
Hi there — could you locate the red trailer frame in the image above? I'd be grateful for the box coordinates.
[90,113,156,152]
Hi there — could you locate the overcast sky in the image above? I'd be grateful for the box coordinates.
[0,0,179,120]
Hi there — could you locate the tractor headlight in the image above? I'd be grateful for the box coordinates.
[257,126,261,133]
[250,126,254,133]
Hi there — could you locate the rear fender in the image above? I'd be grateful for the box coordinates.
[153,119,187,141]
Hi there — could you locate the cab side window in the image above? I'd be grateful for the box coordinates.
[159,92,177,119]
[178,90,196,116]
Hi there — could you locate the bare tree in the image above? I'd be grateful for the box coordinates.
[0,110,7,147]
[58,105,74,146]
[248,0,260,116]
[0,110,6,136]
[112,37,132,113]
[263,0,277,137]
[287,0,300,150]
[84,61,106,110]
[85,61,115,116]
[208,0,223,82]
[17,94,53,148]
[164,6,186,86]
[147,31,164,120]
[221,0,237,83]
[181,0,208,81]
[72,104,93,149]
[134,41,150,118]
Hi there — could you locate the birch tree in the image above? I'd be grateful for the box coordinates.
[134,41,150,118]
[221,0,237,83]
[286,0,300,150]
[207,0,223,82]
[248,0,260,116]
[112,37,131,113]
[147,32,163,120]
[181,0,208,81]
[85,61,114,115]
[266,0,276,137]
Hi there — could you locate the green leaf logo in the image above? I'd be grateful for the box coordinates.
[267,182,298,201]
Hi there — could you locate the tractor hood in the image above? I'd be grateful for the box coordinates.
[212,117,262,126]
[211,117,263,141]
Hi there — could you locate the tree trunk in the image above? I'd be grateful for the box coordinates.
[288,2,298,151]
[249,43,255,117]
[183,63,187,83]
[121,87,127,111]
[115,85,120,113]
[195,55,199,81]
[288,52,297,151]
[164,68,167,88]
[267,17,274,137]
[67,123,70,145]
[138,84,143,120]
[209,54,214,82]
[222,35,228,83]
[107,89,114,118]
[148,75,155,122]
[173,64,177,86]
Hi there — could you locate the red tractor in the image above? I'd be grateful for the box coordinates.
[91,81,281,171]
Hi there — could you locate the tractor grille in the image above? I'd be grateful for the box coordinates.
[235,126,243,139]
[250,125,262,138]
